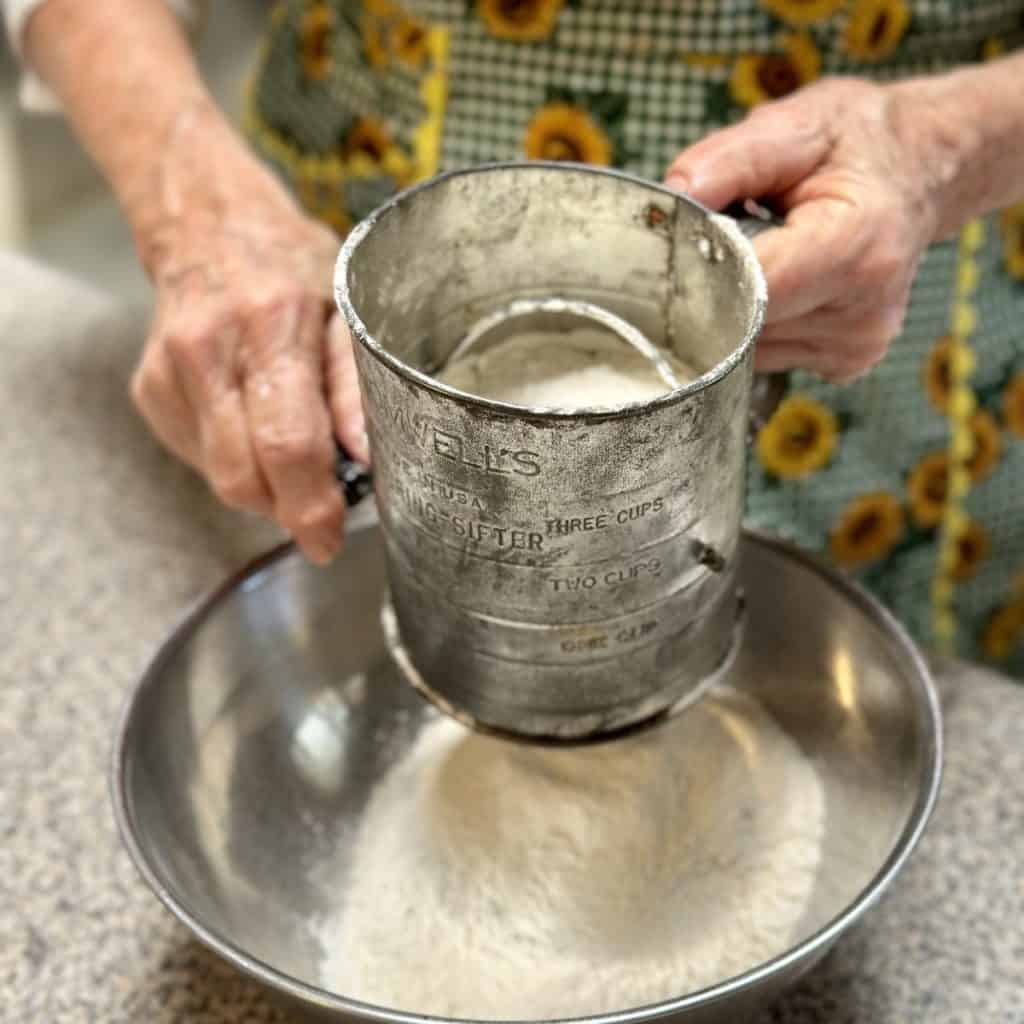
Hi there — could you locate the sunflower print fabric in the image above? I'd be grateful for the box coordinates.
[246,0,1024,677]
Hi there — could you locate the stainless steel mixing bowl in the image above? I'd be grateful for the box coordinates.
[112,504,941,1024]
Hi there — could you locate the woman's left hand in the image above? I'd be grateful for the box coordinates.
[665,77,955,382]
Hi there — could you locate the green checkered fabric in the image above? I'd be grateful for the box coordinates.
[248,0,1024,675]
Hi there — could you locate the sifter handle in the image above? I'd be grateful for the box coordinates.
[334,443,373,507]
[722,199,789,440]
[723,198,782,240]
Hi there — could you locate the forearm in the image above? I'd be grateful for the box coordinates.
[895,52,1024,239]
[24,0,256,273]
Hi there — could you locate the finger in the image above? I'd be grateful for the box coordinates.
[754,340,822,375]
[202,386,275,515]
[755,335,878,382]
[759,304,903,376]
[760,304,905,346]
[326,313,370,464]
[755,342,858,382]
[753,200,866,322]
[244,297,346,565]
[164,319,276,516]
[131,341,202,469]
[664,103,831,211]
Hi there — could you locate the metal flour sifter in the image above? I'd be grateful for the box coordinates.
[334,162,771,742]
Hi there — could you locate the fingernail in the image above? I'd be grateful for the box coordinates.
[664,171,690,194]
[299,526,340,565]
[306,541,336,567]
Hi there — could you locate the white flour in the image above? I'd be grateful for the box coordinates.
[437,327,695,409]
[316,690,825,1019]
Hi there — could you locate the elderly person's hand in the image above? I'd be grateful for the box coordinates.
[664,71,1016,382]
[130,105,367,565]
[24,0,367,565]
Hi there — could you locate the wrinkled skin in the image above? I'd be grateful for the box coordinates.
[667,78,948,382]
[129,108,367,565]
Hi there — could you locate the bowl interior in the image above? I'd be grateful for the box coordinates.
[115,510,938,1018]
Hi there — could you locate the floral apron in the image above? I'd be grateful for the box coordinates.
[245,0,1024,676]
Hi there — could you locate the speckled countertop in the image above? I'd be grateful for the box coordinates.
[2,253,1023,1024]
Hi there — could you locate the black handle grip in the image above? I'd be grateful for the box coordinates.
[334,443,373,507]
[723,198,783,239]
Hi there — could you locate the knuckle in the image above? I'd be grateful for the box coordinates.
[880,301,908,338]
[164,326,214,374]
[854,326,892,370]
[211,470,264,509]
[871,234,910,278]
[868,266,902,298]
[244,285,310,323]
[129,365,151,409]
[821,317,896,382]
[130,355,163,410]
[854,245,904,290]
[254,424,321,467]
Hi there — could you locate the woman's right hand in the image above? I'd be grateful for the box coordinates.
[130,103,368,565]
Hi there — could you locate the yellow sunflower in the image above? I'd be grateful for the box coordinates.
[921,335,976,415]
[300,4,335,82]
[344,118,392,163]
[364,0,399,15]
[682,52,731,69]
[391,15,430,68]
[756,395,838,480]
[906,451,948,529]
[476,0,564,42]
[967,410,1002,482]
[981,37,1005,62]
[950,520,990,583]
[320,204,353,238]
[297,180,321,220]
[523,103,613,165]
[341,118,413,184]
[298,182,353,239]
[730,34,821,108]
[843,0,911,62]
[1002,372,1024,439]
[362,14,389,70]
[758,0,845,25]
[829,492,905,569]
[981,603,1024,662]
[1000,204,1024,280]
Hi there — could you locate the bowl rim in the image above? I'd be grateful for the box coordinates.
[110,521,943,1023]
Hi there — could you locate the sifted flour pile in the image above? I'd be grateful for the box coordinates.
[315,690,825,1019]
[437,326,696,409]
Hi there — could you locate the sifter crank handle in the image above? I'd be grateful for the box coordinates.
[723,197,782,240]
[334,442,373,507]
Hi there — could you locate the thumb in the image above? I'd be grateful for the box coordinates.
[664,104,830,211]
